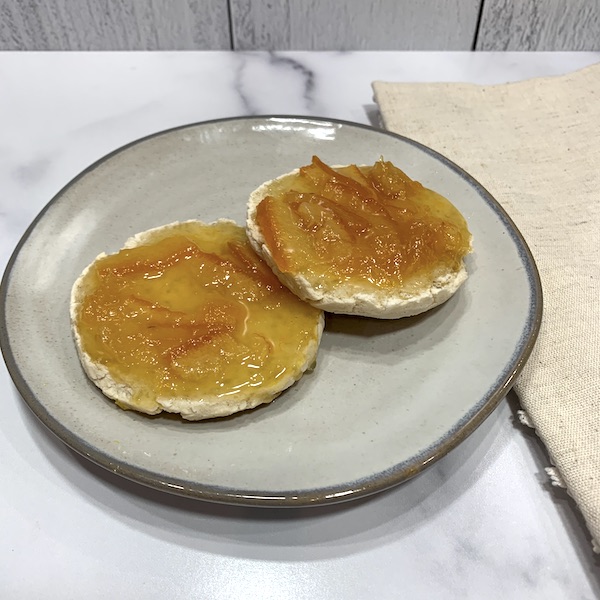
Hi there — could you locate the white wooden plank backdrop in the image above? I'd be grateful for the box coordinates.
[230,0,482,50]
[0,0,598,51]
[0,0,231,50]
[476,0,600,51]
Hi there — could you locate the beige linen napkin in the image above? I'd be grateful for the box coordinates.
[373,63,600,550]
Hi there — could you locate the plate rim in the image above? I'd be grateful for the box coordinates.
[0,115,543,506]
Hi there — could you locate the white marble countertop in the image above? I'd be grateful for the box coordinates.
[1,51,600,599]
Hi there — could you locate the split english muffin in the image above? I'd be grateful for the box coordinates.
[246,156,473,319]
[70,220,324,420]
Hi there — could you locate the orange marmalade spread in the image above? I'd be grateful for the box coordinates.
[74,221,322,411]
[255,157,471,292]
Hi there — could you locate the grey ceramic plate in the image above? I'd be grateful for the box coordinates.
[0,116,541,506]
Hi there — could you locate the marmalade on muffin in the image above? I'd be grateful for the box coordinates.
[73,221,322,413]
[255,156,471,294]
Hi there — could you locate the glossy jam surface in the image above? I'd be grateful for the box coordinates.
[75,222,321,409]
[255,157,471,291]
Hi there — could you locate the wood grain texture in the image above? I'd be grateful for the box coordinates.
[230,0,482,50]
[476,0,600,50]
[0,0,231,50]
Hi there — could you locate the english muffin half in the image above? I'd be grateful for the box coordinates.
[71,220,324,420]
[247,157,472,319]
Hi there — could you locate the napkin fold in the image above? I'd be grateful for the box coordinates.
[373,63,600,551]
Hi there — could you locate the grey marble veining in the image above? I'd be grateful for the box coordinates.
[233,53,318,115]
[1,51,600,600]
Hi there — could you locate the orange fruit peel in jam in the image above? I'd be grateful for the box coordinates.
[70,220,324,420]
[249,156,472,317]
